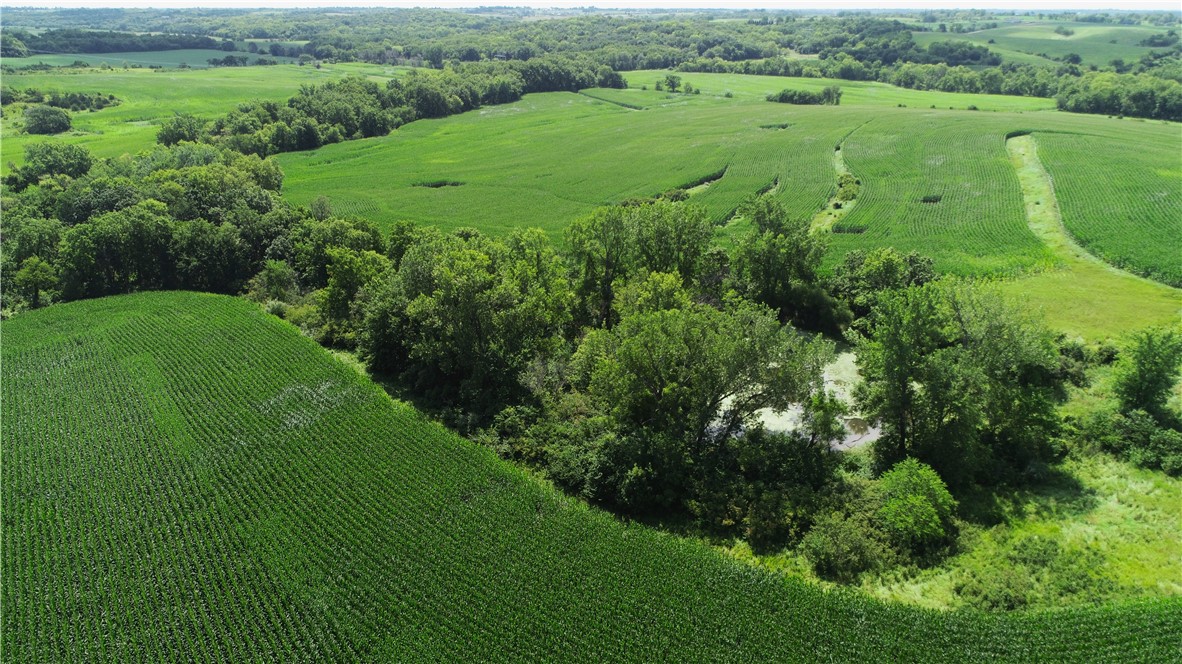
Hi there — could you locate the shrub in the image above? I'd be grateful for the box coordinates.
[23,105,71,134]
[801,510,892,583]
[876,459,957,554]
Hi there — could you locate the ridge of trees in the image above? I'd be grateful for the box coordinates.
[157,58,625,157]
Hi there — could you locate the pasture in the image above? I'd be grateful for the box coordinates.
[3,49,298,69]
[0,63,405,168]
[911,21,1175,67]
[3,291,1180,661]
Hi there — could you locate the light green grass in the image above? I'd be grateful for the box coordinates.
[3,49,298,69]
[0,63,407,170]
[912,21,1175,67]
[998,133,1180,340]
[4,291,1180,660]
[625,69,1058,112]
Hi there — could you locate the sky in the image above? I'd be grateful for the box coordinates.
[1,1,1178,10]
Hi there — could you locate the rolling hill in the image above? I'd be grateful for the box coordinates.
[3,291,1180,661]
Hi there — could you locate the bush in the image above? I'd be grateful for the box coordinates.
[876,459,957,554]
[23,105,71,134]
[801,510,892,583]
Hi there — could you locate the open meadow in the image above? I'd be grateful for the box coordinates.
[911,21,1176,66]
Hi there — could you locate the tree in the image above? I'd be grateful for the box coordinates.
[854,281,1062,489]
[572,295,833,508]
[361,228,572,412]
[876,458,957,554]
[829,247,935,321]
[157,113,206,146]
[6,142,93,191]
[1112,327,1182,424]
[23,105,72,135]
[732,195,848,333]
[663,73,682,93]
[12,256,57,308]
[320,247,392,346]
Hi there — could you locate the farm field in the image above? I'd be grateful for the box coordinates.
[0,63,406,168]
[4,291,1181,661]
[912,31,1058,67]
[1034,126,1182,287]
[910,22,1175,67]
[3,49,298,69]
[624,69,1059,111]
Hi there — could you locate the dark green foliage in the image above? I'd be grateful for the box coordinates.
[767,86,842,105]
[5,142,93,191]
[732,195,850,334]
[565,200,712,328]
[1,87,119,111]
[855,281,1063,490]
[22,105,72,134]
[1112,326,1182,424]
[829,247,935,322]
[157,113,206,146]
[360,227,572,413]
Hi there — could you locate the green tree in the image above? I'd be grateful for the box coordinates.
[320,247,392,346]
[876,458,957,554]
[732,195,848,333]
[1112,327,1182,424]
[12,256,57,308]
[663,74,681,92]
[6,142,93,191]
[570,295,833,509]
[829,247,935,321]
[855,281,1062,489]
[23,105,71,135]
[361,228,572,411]
[157,113,206,146]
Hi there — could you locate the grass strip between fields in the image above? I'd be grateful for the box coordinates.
[1001,134,1181,340]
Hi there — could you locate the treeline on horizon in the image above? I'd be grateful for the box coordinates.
[3,11,1181,122]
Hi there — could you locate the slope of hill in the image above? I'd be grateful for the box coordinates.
[3,291,1180,661]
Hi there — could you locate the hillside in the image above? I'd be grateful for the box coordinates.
[3,291,1180,661]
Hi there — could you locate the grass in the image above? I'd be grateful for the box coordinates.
[910,21,1176,67]
[1034,126,1182,287]
[3,290,1181,661]
[998,133,1181,340]
[3,49,298,69]
[0,63,407,170]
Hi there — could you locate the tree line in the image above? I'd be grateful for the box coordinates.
[157,59,624,158]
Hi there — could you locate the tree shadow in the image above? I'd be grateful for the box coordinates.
[957,463,1098,527]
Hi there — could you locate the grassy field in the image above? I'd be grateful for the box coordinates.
[911,21,1175,67]
[624,69,1059,112]
[4,291,1181,661]
[3,49,298,69]
[0,63,406,169]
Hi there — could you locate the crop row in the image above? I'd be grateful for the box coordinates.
[1035,128,1182,287]
[4,292,1180,661]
